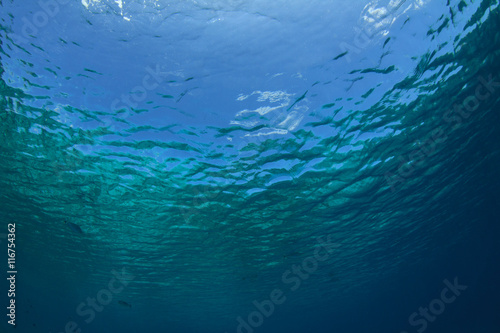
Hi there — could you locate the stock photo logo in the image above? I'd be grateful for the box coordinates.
[384,74,500,192]
[234,235,340,333]
[10,0,71,44]
[400,278,467,333]
[50,268,135,333]
[1,0,499,332]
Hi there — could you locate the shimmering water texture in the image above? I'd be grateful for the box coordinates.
[0,0,499,333]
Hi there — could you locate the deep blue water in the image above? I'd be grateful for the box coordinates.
[0,0,499,332]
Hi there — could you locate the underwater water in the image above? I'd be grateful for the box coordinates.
[1,0,500,332]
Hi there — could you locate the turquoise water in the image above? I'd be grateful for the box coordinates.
[1,0,499,332]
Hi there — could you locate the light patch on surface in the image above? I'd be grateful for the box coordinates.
[236,105,284,117]
[232,88,308,139]
[278,110,305,131]
[255,90,291,103]
[244,128,288,137]
[230,120,259,127]
[360,0,430,38]
[270,73,284,78]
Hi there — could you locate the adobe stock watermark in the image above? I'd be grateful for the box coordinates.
[233,235,340,333]
[400,277,467,333]
[178,184,222,225]
[385,74,500,192]
[11,0,71,45]
[110,64,170,115]
[50,267,135,333]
